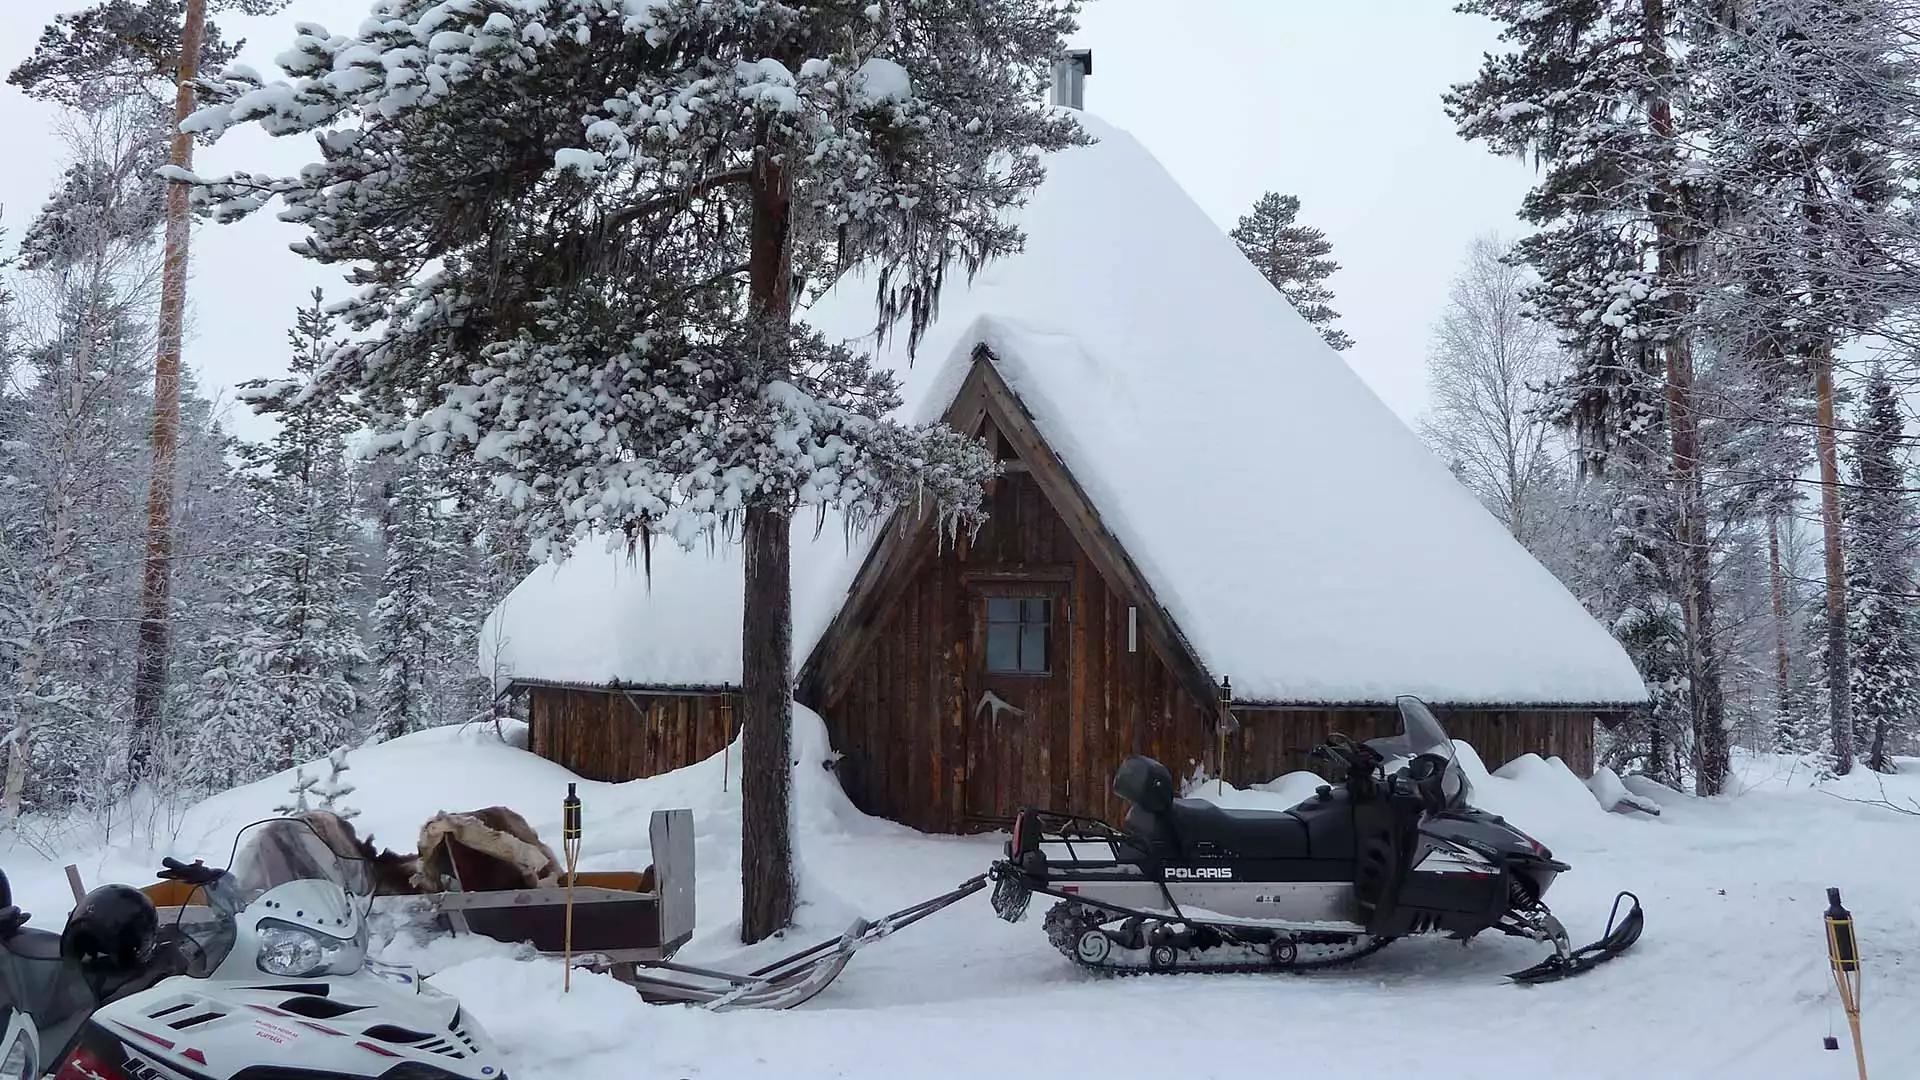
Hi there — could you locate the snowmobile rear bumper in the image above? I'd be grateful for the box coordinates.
[1507,891,1644,984]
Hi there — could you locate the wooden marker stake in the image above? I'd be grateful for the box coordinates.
[1217,676,1232,797]
[562,783,582,992]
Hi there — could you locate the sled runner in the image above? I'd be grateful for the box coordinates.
[618,875,988,1011]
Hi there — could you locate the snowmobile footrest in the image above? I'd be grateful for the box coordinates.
[1508,891,1644,985]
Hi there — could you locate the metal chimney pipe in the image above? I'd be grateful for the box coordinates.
[1049,48,1093,109]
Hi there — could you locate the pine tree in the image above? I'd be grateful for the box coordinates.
[1589,469,1694,784]
[227,290,367,772]
[12,0,291,783]
[369,461,445,741]
[183,543,279,792]
[1841,370,1919,773]
[189,0,1080,942]
[1448,0,1729,792]
[1689,0,1915,777]
[273,767,318,816]
[1230,191,1352,351]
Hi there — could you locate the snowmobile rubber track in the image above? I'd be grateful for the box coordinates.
[1042,901,1396,977]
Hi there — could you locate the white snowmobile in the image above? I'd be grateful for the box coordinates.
[989,697,1644,983]
[0,816,506,1080]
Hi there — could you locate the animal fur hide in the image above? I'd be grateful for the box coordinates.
[297,810,421,897]
[415,806,562,893]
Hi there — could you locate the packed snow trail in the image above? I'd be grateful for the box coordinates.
[4,722,1915,1080]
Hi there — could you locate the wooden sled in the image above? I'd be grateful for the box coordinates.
[423,807,697,971]
[420,806,990,1011]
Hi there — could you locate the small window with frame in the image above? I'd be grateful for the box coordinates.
[986,596,1051,675]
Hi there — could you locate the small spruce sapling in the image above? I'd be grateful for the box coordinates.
[314,747,359,821]
[274,768,318,816]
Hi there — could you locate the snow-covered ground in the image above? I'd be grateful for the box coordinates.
[6,716,1916,1080]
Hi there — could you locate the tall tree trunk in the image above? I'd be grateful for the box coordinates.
[1644,0,1726,793]
[1769,513,1789,709]
[1867,715,1889,773]
[740,140,796,945]
[131,0,210,776]
[1812,344,1854,773]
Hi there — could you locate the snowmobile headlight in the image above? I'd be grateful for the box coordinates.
[256,919,362,978]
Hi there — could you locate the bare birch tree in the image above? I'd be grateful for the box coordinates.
[1420,234,1569,550]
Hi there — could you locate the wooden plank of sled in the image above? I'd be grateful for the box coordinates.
[429,886,651,910]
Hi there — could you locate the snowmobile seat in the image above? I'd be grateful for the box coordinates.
[3,927,62,962]
[1113,756,1176,815]
[1286,787,1357,860]
[1114,756,1323,860]
[1163,800,1313,860]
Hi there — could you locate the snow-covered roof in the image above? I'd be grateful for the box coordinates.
[481,112,1648,707]
[480,518,869,691]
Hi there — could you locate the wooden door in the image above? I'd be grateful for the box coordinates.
[964,583,1070,825]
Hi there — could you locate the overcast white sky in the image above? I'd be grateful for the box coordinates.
[0,0,1535,440]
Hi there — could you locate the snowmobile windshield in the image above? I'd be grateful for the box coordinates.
[1368,697,1470,808]
[1397,696,1453,757]
[227,818,371,979]
[230,819,364,912]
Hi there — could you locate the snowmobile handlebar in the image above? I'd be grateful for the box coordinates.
[157,858,228,888]
[1309,734,1383,782]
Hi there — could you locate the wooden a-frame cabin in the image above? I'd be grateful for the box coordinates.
[479,86,1648,835]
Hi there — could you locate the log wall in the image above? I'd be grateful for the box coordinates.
[1230,707,1596,787]
[813,468,1217,832]
[528,687,734,783]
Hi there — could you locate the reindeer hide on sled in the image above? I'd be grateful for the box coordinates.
[415,806,563,893]
[297,809,421,896]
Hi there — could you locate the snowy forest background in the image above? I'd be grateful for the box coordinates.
[0,0,1917,840]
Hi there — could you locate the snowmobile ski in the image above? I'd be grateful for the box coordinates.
[989,697,1647,986]
[1506,891,1644,984]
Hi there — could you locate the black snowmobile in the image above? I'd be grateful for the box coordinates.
[988,696,1643,983]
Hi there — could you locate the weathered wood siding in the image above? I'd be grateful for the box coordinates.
[529,687,735,783]
[1230,707,1596,785]
[810,468,1215,832]
[523,378,1601,826]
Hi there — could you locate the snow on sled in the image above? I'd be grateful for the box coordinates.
[989,697,1645,985]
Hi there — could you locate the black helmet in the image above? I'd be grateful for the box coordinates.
[0,867,11,909]
[62,885,157,970]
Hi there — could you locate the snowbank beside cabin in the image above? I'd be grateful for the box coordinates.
[8,723,1920,1079]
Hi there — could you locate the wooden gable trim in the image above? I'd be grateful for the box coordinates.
[798,366,995,708]
[798,345,1223,726]
[964,347,1224,725]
